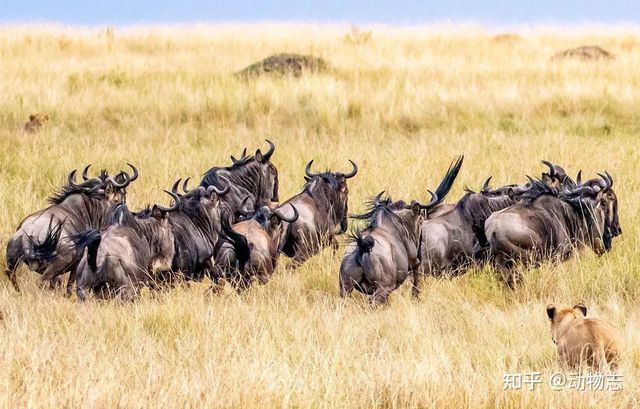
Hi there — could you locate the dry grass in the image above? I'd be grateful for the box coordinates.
[1,24,640,408]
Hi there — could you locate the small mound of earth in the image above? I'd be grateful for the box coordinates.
[491,33,522,43]
[235,53,328,79]
[553,45,613,61]
[23,113,49,133]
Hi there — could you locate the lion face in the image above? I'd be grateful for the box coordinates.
[24,113,49,132]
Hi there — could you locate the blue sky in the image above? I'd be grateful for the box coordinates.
[1,1,639,25]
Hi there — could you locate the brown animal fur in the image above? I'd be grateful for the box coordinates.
[23,113,49,132]
[546,303,626,371]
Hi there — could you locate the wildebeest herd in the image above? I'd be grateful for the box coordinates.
[6,141,621,304]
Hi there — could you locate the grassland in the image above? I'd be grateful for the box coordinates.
[1,24,640,408]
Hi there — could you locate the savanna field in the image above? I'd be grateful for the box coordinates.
[2,24,640,408]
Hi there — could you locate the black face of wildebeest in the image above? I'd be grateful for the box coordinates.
[213,201,299,290]
[200,140,279,222]
[74,191,180,301]
[164,177,231,282]
[339,191,439,305]
[277,160,358,266]
[5,164,138,294]
[486,173,620,287]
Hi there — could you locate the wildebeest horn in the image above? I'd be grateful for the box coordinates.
[171,179,182,194]
[599,172,613,189]
[273,204,299,223]
[481,176,493,192]
[182,177,191,193]
[343,160,358,179]
[109,172,130,189]
[119,163,139,183]
[373,191,385,207]
[541,160,555,175]
[576,170,582,186]
[419,190,439,209]
[69,170,101,192]
[211,176,230,195]
[156,190,181,212]
[239,196,253,216]
[82,164,92,181]
[305,160,318,178]
[261,139,276,162]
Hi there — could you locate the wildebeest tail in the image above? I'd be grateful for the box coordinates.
[220,217,250,272]
[71,229,102,271]
[25,218,64,262]
[348,230,375,265]
[432,155,464,209]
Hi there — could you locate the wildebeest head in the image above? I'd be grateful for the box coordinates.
[560,172,620,253]
[59,163,139,206]
[541,160,571,188]
[304,159,358,233]
[352,191,438,243]
[175,176,231,216]
[200,140,279,209]
[237,196,300,238]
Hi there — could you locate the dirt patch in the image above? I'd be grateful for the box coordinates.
[553,45,613,61]
[23,113,49,132]
[235,53,328,79]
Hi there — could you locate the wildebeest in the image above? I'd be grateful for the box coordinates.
[74,191,180,301]
[5,164,138,294]
[277,160,357,266]
[200,140,279,222]
[165,177,231,282]
[213,199,299,290]
[339,192,438,305]
[486,174,621,286]
[419,177,521,280]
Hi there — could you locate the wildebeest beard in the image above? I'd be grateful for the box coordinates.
[303,176,348,233]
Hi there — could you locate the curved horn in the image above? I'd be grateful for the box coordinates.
[419,190,439,209]
[82,164,92,181]
[171,179,182,194]
[373,191,385,207]
[481,176,493,192]
[343,160,358,179]
[182,177,191,193]
[261,139,276,162]
[541,160,555,176]
[274,204,299,223]
[109,172,130,189]
[305,160,318,178]
[576,170,582,186]
[239,196,252,216]
[605,171,613,188]
[125,163,139,182]
[156,190,181,213]
[597,173,612,190]
[211,176,230,195]
[68,169,80,188]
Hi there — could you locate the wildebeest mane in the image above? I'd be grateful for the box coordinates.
[48,177,106,205]
[350,194,417,244]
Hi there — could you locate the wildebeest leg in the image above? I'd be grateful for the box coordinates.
[370,284,392,306]
[330,237,340,253]
[411,268,421,299]
[65,261,80,297]
[5,237,23,292]
[339,256,362,297]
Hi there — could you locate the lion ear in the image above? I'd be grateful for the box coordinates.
[29,115,36,121]
[546,304,556,320]
[573,304,587,317]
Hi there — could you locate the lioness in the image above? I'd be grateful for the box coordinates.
[546,303,626,371]
[24,113,49,132]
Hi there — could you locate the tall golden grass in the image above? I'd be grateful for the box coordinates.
[1,24,640,408]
